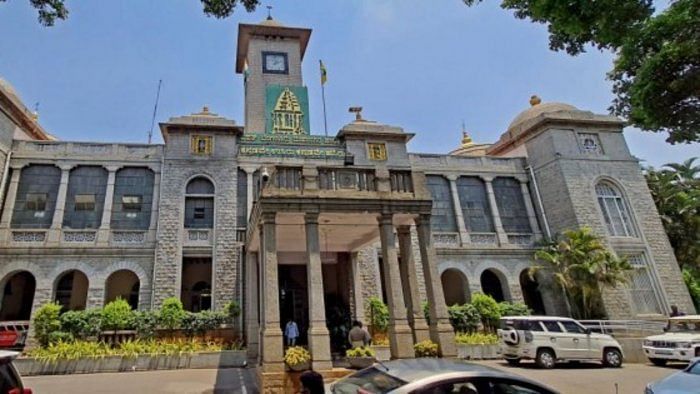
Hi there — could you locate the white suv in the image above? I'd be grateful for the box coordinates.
[497,316,624,369]
[643,315,700,366]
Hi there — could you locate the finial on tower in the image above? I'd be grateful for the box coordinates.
[529,95,541,106]
[349,106,363,121]
[266,5,273,20]
[460,120,473,147]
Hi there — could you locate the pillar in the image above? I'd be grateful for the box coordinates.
[447,175,470,245]
[47,165,72,244]
[484,177,508,246]
[415,214,457,357]
[260,212,284,372]
[245,250,260,362]
[148,168,161,242]
[377,214,414,359]
[243,167,256,220]
[0,165,23,228]
[519,177,543,239]
[349,252,364,321]
[397,225,430,343]
[305,212,332,370]
[97,166,119,245]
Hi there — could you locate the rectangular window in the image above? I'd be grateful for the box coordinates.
[560,321,586,334]
[194,207,206,219]
[541,321,562,332]
[25,193,47,211]
[74,194,96,211]
[122,195,142,211]
[627,254,661,314]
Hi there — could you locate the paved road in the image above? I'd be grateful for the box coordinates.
[23,361,683,393]
[24,367,258,394]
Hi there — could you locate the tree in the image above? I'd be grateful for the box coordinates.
[461,0,698,144]
[0,0,261,26]
[533,227,632,319]
[645,157,700,271]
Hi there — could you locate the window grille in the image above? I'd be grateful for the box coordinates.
[390,171,413,193]
[627,254,661,314]
[74,194,96,211]
[111,168,154,230]
[492,178,531,233]
[596,181,636,237]
[274,167,302,190]
[456,177,494,232]
[425,175,457,232]
[63,166,107,229]
[185,177,215,229]
[121,195,142,211]
[25,193,47,211]
[12,164,61,229]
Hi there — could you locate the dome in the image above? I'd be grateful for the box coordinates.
[259,17,283,27]
[508,97,578,130]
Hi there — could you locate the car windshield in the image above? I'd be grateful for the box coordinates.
[332,367,407,394]
[667,320,700,332]
[686,361,700,376]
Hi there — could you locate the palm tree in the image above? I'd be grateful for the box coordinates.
[532,227,632,319]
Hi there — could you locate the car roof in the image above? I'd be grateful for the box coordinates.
[500,315,575,322]
[0,350,19,360]
[378,359,521,382]
[669,315,700,321]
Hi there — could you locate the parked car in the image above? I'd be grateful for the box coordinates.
[642,315,700,366]
[0,322,29,350]
[0,350,32,394]
[328,358,558,393]
[645,357,700,393]
[497,316,624,369]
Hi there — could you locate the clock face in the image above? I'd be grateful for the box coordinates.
[264,53,287,73]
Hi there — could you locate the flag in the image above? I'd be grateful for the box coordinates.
[243,59,250,81]
[320,60,327,85]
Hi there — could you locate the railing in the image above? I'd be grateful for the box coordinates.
[318,168,376,191]
[185,228,212,247]
[433,232,460,247]
[469,233,498,245]
[389,171,413,193]
[273,167,302,190]
[579,320,667,337]
[111,231,146,245]
[507,233,533,246]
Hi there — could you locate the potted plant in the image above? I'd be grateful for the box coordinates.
[346,346,376,369]
[370,334,390,361]
[284,346,311,372]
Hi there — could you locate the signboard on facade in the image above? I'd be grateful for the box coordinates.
[265,85,311,135]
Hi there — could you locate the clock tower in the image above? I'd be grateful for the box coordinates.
[236,18,312,134]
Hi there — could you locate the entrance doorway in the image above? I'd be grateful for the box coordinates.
[0,272,36,321]
[278,265,308,346]
[55,270,88,311]
[181,257,212,312]
[480,269,506,302]
[441,269,469,306]
[520,270,546,314]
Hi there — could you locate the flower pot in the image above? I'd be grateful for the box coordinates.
[286,361,310,372]
[347,357,375,369]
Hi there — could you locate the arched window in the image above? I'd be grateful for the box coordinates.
[595,181,635,237]
[425,175,457,232]
[492,177,531,233]
[185,177,214,228]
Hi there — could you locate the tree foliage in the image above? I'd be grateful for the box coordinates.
[533,227,632,319]
[645,157,700,271]
[2,0,261,26]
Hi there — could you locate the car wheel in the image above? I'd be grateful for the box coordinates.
[603,348,622,368]
[504,329,520,346]
[536,349,556,369]
[505,358,520,366]
[649,358,667,367]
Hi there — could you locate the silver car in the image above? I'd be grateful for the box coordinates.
[329,358,558,393]
[645,357,700,394]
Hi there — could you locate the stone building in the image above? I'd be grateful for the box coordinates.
[0,17,694,371]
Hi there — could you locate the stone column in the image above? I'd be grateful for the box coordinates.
[518,177,543,239]
[447,175,470,245]
[0,165,23,228]
[415,214,457,357]
[377,214,414,359]
[260,212,284,372]
[305,212,332,370]
[245,250,260,362]
[349,252,364,321]
[397,225,430,343]
[484,177,508,246]
[97,166,119,245]
[242,166,257,221]
[148,169,161,242]
[47,164,72,244]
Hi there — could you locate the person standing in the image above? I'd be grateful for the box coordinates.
[348,320,371,348]
[670,305,686,317]
[285,319,299,347]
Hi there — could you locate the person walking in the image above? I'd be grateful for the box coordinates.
[299,370,324,394]
[348,320,371,348]
[285,319,299,347]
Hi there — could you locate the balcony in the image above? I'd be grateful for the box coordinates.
[319,168,376,191]
[185,229,213,247]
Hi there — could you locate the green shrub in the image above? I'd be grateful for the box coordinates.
[60,309,102,339]
[498,302,531,317]
[33,302,63,347]
[223,301,241,321]
[683,269,700,311]
[182,311,227,336]
[133,310,159,339]
[159,297,186,330]
[448,303,481,333]
[284,346,311,366]
[366,296,389,333]
[101,298,135,331]
[454,332,499,345]
[470,293,501,332]
[414,340,439,358]
[346,346,375,358]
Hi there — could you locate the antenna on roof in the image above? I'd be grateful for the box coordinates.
[266,5,273,20]
[148,79,162,144]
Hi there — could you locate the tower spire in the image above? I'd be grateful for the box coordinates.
[266,5,273,20]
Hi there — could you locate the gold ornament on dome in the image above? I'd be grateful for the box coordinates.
[529,95,542,106]
[367,142,387,161]
[271,88,305,134]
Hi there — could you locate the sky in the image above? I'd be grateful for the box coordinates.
[0,0,697,167]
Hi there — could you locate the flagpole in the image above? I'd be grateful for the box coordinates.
[320,60,328,137]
